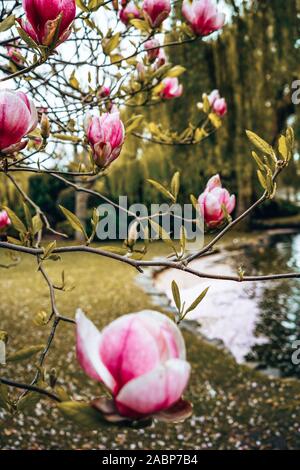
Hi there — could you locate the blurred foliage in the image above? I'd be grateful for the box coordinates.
[103,0,300,222]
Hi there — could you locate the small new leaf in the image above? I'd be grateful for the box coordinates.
[183,287,209,318]
[171,280,181,312]
[58,401,104,427]
[147,179,175,203]
[0,15,15,32]
[2,206,26,234]
[59,205,87,239]
[171,172,180,201]
[246,130,275,160]
[7,344,45,362]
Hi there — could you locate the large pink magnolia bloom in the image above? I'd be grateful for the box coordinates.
[143,0,171,28]
[0,211,11,230]
[18,0,76,47]
[198,174,235,227]
[76,310,190,418]
[119,2,141,25]
[85,110,125,168]
[0,90,38,155]
[208,89,227,117]
[182,0,225,36]
[160,77,183,100]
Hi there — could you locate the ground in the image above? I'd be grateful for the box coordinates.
[0,239,300,450]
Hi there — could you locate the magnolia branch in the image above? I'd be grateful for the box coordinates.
[0,241,299,283]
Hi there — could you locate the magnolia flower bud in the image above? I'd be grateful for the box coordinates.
[160,77,183,100]
[0,90,38,155]
[143,0,171,28]
[119,2,141,25]
[182,0,225,37]
[198,174,235,227]
[85,110,125,169]
[0,210,11,230]
[144,38,160,62]
[40,113,51,140]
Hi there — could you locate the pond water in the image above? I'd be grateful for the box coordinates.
[155,233,300,378]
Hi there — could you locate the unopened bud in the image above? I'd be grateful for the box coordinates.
[40,113,51,140]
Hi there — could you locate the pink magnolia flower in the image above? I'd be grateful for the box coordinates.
[208,89,227,117]
[155,47,167,68]
[143,0,171,28]
[144,38,160,62]
[0,90,38,155]
[76,310,190,418]
[0,211,11,230]
[18,0,76,47]
[198,174,235,227]
[119,2,141,25]
[85,110,125,168]
[97,86,111,99]
[160,77,183,100]
[182,0,225,36]
[6,45,24,65]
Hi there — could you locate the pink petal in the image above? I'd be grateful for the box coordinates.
[226,194,236,214]
[0,90,32,150]
[137,310,186,360]
[116,359,191,416]
[100,313,162,391]
[75,309,116,392]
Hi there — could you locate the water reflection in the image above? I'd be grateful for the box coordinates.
[241,234,300,378]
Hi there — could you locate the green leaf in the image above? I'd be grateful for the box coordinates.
[102,33,120,55]
[17,26,39,49]
[0,14,15,32]
[69,70,80,90]
[147,179,175,203]
[208,113,222,129]
[180,226,186,255]
[6,236,23,245]
[202,94,211,114]
[246,130,275,158]
[88,0,103,11]
[17,392,41,412]
[23,203,32,231]
[59,205,87,239]
[183,287,209,318]
[52,133,81,143]
[130,19,150,32]
[171,172,180,201]
[257,170,268,191]
[2,206,26,234]
[126,115,144,134]
[190,194,199,210]
[165,66,186,78]
[57,401,104,427]
[43,240,57,259]
[286,127,295,151]
[171,280,181,312]
[277,135,288,161]
[32,214,43,235]
[7,344,44,362]
[251,151,265,171]
[75,0,89,11]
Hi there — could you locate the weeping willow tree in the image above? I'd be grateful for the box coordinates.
[103,0,300,221]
